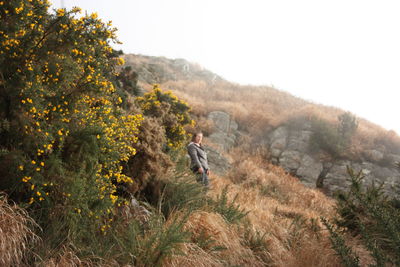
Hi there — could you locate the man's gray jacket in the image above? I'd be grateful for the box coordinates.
[187,142,209,171]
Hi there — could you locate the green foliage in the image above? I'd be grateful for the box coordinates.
[160,172,208,219]
[240,225,271,264]
[321,217,360,267]
[325,167,400,266]
[310,112,358,158]
[338,112,358,141]
[259,182,289,204]
[121,213,191,267]
[310,118,343,157]
[136,84,194,150]
[192,228,227,253]
[208,185,249,224]
[0,0,145,257]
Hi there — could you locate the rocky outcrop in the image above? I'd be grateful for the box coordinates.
[205,146,231,176]
[207,111,240,152]
[201,111,240,175]
[266,124,400,195]
[123,54,224,85]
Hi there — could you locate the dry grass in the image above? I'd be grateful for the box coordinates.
[161,151,374,266]
[155,79,399,153]
[0,194,39,266]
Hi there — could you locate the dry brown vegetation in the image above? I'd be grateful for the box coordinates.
[0,158,373,267]
[164,152,373,266]
[0,194,38,266]
[159,79,399,155]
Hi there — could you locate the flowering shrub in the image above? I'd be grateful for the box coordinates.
[136,84,194,150]
[0,0,142,231]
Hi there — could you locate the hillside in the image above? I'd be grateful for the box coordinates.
[1,2,399,266]
[123,53,400,196]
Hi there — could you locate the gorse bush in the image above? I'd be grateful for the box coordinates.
[209,185,249,224]
[323,167,400,266]
[136,84,194,150]
[160,172,207,218]
[0,0,144,247]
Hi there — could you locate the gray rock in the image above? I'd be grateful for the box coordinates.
[269,126,289,144]
[286,130,312,151]
[363,150,384,163]
[296,155,323,187]
[208,111,238,133]
[208,132,236,151]
[207,111,239,151]
[205,146,231,175]
[270,148,283,158]
[386,154,400,166]
[279,150,302,172]
[323,161,353,193]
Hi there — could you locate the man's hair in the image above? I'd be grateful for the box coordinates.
[191,132,203,142]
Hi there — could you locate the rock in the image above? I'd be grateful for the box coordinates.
[322,161,353,193]
[363,150,384,163]
[208,132,236,151]
[269,126,289,144]
[386,154,400,166]
[208,111,238,133]
[207,111,239,151]
[279,150,302,172]
[205,146,231,175]
[296,155,323,187]
[262,122,400,196]
[286,130,312,151]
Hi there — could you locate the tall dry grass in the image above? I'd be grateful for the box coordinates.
[163,151,373,266]
[0,194,39,266]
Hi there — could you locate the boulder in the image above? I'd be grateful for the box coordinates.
[296,155,323,187]
[286,130,312,152]
[386,154,400,166]
[205,146,231,176]
[207,111,239,151]
[363,150,384,163]
[323,161,353,193]
[279,150,302,172]
[208,111,238,133]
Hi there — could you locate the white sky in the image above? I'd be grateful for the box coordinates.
[53,0,400,134]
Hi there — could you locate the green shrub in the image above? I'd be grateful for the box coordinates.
[310,113,358,158]
[321,217,360,267]
[136,84,194,151]
[208,185,249,224]
[324,167,400,266]
[310,118,343,157]
[160,172,207,219]
[338,112,358,142]
[113,212,191,267]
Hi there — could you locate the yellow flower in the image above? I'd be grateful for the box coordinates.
[19,165,24,170]
[91,12,98,19]
[56,8,65,17]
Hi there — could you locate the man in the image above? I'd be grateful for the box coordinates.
[187,132,210,187]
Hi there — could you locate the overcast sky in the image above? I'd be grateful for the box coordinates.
[53,0,400,134]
